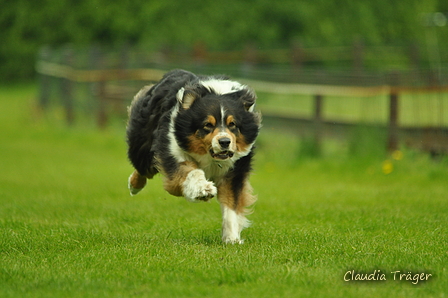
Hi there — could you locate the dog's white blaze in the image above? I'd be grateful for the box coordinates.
[220,105,226,127]
[221,205,247,244]
[182,169,217,202]
[200,79,245,95]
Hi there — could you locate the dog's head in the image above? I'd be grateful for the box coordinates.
[174,79,261,162]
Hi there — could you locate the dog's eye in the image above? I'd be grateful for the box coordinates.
[228,121,236,129]
[204,122,214,130]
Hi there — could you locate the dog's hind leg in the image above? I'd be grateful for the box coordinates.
[128,170,148,196]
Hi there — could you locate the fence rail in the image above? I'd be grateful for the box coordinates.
[35,46,448,155]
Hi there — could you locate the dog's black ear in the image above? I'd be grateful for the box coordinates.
[235,88,257,112]
[176,87,199,109]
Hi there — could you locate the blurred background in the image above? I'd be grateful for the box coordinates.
[2,0,448,157]
[2,2,447,295]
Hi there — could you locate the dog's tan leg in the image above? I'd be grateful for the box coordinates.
[163,161,217,202]
[218,179,256,244]
[128,170,148,196]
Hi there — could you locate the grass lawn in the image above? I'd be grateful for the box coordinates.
[0,83,447,297]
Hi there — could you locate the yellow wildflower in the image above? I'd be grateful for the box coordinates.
[382,160,394,174]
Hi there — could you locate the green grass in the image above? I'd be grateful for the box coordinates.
[1,83,447,297]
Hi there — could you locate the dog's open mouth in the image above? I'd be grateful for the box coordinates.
[210,150,234,160]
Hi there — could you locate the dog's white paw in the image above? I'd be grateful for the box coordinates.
[182,169,217,202]
[221,205,246,244]
[222,236,244,245]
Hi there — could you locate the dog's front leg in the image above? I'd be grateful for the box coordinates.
[218,179,255,244]
[220,204,244,244]
[163,161,217,202]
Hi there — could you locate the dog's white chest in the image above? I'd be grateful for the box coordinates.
[205,162,233,182]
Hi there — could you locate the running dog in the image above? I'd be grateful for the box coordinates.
[126,69,261,244]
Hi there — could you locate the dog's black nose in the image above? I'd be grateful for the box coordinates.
[218,137,231,148]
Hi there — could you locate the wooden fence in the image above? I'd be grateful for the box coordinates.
[35,46,448,155]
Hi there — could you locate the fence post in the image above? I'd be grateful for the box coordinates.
[387,90,399,153]
[387,72,400,153]
[313,94,323,155]
[60,47,75,126]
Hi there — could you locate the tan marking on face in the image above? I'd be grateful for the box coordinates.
[188,134,208,155]
[226,115,235,127]
[206,115,216,126]
[188,127,222,155]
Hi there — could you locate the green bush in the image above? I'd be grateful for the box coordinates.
[2,0,446,81]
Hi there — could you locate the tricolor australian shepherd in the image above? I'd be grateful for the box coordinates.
[126,69,261,244]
